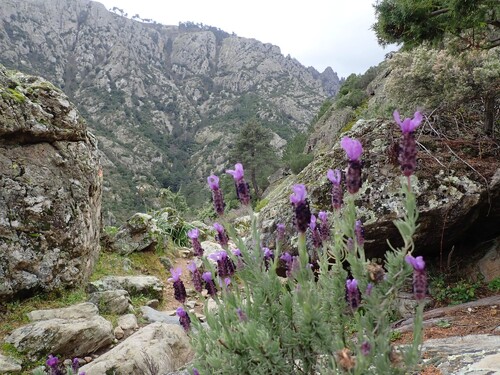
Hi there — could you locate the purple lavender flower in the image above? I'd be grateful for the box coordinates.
[46,355,58,373]
[263,247,274,271]
[310,215,323,248]
[290,184,311,233]
[213,222,229,248]
[193,368,200,375]
[280,252,293,277]
[72,358,80,374]
[207,174,225,216]
[318,211,330,241]
[208,250,235,277]
[394,110,422,134]
[276,223,286,243]
[168,267,187,304]
[219,277,231,289]
[188,228,204,257]
[226,163,251,205]
[187,261,204,293]
[177,306,191,332]
[405,255,427,300]
[361,341,371,356]
[394,110,423,177]
[340,137,363,194]
[202,271,218,297]
[236,307,248,322]
[346,278,361,310]
[327,169,344,210]
[355,219,365,247]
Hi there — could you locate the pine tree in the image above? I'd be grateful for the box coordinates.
[230,120,279,200]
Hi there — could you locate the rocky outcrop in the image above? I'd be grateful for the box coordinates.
[258,117,500,258]
[0,64,102,300]
[79,322,193,375]
[0,0,340,222]
[5,303,113,358]
[87,275,164,300]
[421,334,500,374]
[87,289,133,315]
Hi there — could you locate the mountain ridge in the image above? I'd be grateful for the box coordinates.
[0,0,340,223]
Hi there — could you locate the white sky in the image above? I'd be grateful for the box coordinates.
[94,0,397,78]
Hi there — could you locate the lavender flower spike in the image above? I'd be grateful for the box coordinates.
[310,214,322,248]
[202,271,218,297]
[207,174,225,216]
[213,222,229,248]
[72,358,80,374]
[327,169,344,209]
[393,110,423,134]
[346,278,361,310]
[187,228,199,239]
[341,137,363,161]
[341,137,363,194]
[46,354,58,369]
[290,184,311,233]
[226,163,250,205]
[405,255,427,300]
[355,220,365,247]
[394,110,423,177]
[177,306,191,332]
[187,261,203,293]
[188,228,204,257]
[263,247,274,271]
[168,267,187,303]
[318,211,330,241]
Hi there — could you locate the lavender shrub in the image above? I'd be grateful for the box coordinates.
[180,112,425,374]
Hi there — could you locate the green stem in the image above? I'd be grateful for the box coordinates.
[298,232,308,269]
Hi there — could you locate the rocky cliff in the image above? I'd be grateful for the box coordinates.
[0,64,102,300]
[0,0,341,222]
[258,62,500,259]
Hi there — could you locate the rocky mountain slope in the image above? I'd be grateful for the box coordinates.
[0,0,340,223]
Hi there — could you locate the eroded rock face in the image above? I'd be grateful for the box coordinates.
[0,65,102,300]
[259,118,500,258]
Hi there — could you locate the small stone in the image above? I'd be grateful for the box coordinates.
[195,313,205,321]
[185,300,196,309]
[84,356,93,363]
[114,326,124,340]
[146,299,160,308]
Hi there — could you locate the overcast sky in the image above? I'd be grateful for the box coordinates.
[95,0,397,78]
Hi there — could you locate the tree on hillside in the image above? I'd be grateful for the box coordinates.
[373,0,500,135]
[229,120,279,200]
[373,0,500,50]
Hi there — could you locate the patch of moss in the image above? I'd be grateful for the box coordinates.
[0,342,23,360]
[2,87,26,103]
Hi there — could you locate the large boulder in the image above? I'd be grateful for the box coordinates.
[259,118,500,258]
[0,65,102,300]
[5,303,113,358]
[79,322,193,375]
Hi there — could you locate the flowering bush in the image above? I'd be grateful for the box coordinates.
[175,113,426,374]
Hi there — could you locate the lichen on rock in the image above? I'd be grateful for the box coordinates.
[0,64,102,300]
